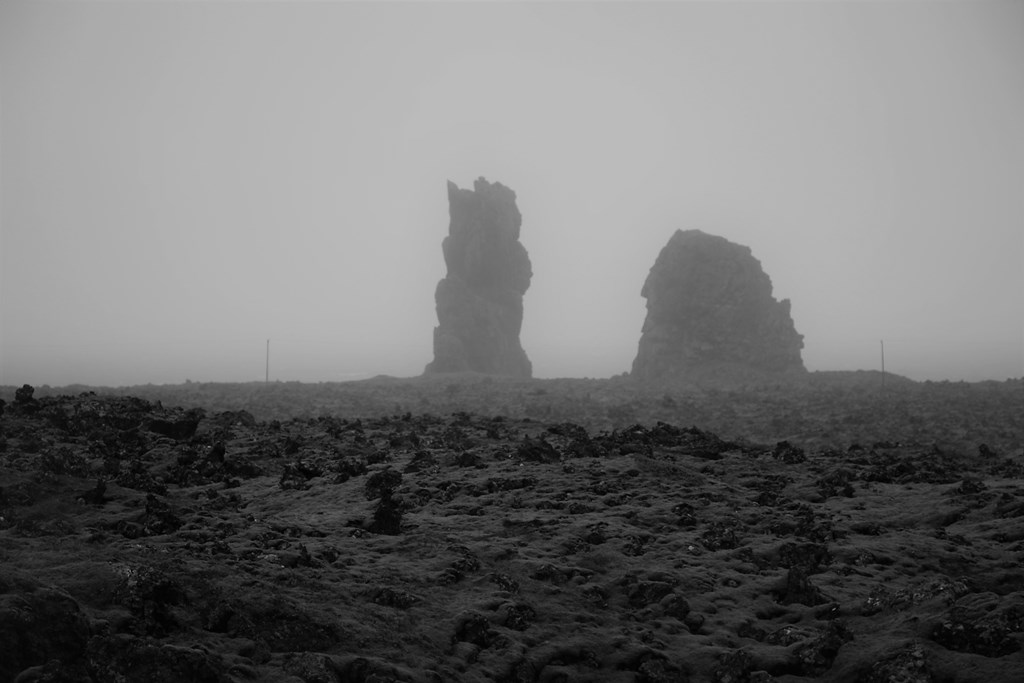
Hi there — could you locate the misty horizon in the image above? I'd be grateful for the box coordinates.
[2,1,1022,387]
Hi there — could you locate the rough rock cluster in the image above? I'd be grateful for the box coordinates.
[632,229,805,381]
[1,388,1022,682]
[425,178,532,377]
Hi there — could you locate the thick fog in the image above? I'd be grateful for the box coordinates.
[2,1,1022,387]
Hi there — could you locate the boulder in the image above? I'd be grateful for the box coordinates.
[0,571,92,682]
[425,177,532,377]
[631,229,805,381]
[14,384,35,404]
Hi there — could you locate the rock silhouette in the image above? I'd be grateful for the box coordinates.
[632,229,805,381]
[425,177,532,377]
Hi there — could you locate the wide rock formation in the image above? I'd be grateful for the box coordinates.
[425,178,532,377]
[632,229,805,381]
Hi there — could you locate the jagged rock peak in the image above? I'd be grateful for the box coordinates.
[425,177,532,377]
[631,229,805,382]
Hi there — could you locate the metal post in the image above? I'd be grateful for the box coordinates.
[266,339,270,384]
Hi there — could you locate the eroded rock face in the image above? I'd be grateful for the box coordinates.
[426,178,532,377]
[632,229,805,381]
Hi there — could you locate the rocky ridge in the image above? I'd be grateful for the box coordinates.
[425,178,532,378]
[632,230,806,382]
[1,386,1022,682]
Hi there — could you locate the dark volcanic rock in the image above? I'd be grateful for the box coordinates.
[425,177,533,377]
[146,408,203,441]
[0,572,91,683]
[87,634,228,683]
[930,593,1023,657]
[14,384,35,404]
[775,566,829,606]
[631,229,805,381]
[2,388,1021,683]
[862,643,933,683]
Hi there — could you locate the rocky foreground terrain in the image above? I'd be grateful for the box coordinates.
[1,378,1022,682]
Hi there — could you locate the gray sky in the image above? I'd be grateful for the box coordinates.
[2,0,1022,386]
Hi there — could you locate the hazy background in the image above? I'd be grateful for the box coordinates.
[2,0,1022,387]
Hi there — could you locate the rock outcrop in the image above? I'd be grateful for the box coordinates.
[425,178,532,377]
[632,229,805,381]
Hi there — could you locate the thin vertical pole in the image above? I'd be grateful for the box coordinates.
[266,339,270,384]
[880,339,885,390]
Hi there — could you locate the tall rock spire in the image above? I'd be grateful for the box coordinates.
[425,177,533,377]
